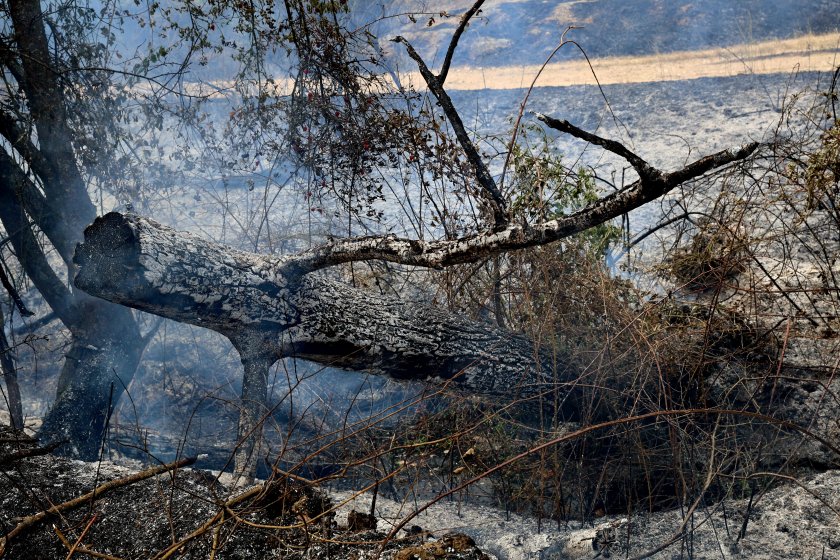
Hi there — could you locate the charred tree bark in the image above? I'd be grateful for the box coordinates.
[0,305,23,431]
[74,213,575,398]
[0,0,148,457]
[231,344,274,481]
[38,303,144,458]
[74,212,581,477]
[73,213,580,448]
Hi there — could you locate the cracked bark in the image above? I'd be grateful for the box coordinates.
[74,213,582,475]
[74,213,576,399]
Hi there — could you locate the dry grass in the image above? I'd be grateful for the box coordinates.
[399,33,840,91]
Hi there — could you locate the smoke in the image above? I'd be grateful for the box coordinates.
[104,320,432,475]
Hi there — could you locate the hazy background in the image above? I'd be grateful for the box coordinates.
[4,0,839,472]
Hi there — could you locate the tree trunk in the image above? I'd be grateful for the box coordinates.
[231,343,274,483]
[0,305,23,431]
[1,0,148,459]
[72,212,588,476]
[38,301,144,458]
[74,213,579,409]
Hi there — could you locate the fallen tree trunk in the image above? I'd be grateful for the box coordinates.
[73,212,579,474]
[74,212,572,397]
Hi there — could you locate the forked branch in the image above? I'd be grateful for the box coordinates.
[283,140,759,274]
[393,30,508,228]
[438,0,486,85]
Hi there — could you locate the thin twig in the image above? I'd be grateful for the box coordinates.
[53,524,124,560]
[499,26,579,191]
[0,440,64,468]
[66,513,98,560]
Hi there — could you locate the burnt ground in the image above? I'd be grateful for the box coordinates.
[0,425,490,559]
[2,422,840,560]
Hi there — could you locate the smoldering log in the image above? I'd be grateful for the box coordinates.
[73,212,583,417]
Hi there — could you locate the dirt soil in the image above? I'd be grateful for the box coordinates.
[402,33,840,91]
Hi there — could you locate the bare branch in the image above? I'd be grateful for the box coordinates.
[393,35,508,228]
[0,108,57,191]
[438,0,486,85]
[535,112,659,181]
[284,142,759,274]
[0,258,32,317]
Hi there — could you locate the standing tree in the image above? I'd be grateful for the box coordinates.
[0,0,149,456]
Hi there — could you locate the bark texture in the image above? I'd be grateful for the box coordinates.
[0,306,22,431]
[74,213,576,405]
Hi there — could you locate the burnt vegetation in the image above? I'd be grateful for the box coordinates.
[1,0,839,558]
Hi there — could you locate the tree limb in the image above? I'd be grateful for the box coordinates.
[0,108,58,194]
[0,456,196,557]
[535,113,660,181]
[438,0,485,85]
[0,37,26,86]
[0,257,32,317]
[284,141,760,273]
[0,159,75,324]
[0,440,63,467]
[0,304,24,431]
[73,213,580,408]
[7,0,96,238]
[12,311,57,337]
[393,35,508,228]
[0,128,79,266]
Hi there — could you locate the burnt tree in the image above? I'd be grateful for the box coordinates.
[0,0,148,456]
[0,0,759,475]
[73,213,578,474]
[73,133,757,475]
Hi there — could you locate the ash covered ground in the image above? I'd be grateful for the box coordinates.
[3,58,840,560]
[2,425,839,559]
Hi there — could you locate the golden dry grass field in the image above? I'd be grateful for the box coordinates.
[400,32,840,90]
